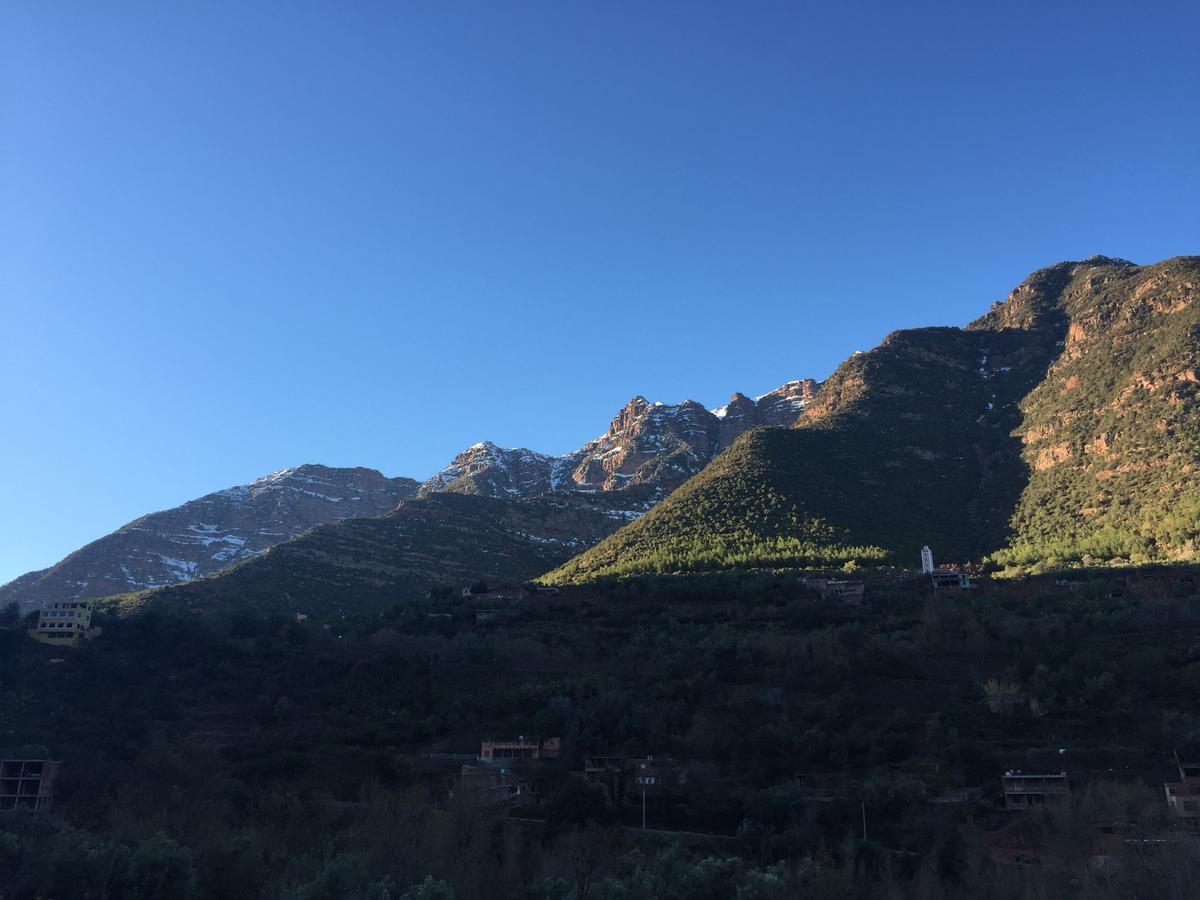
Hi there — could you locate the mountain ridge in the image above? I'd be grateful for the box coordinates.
[420,379,819,499]
[545,254,1200,583]
[1,465,419,613]
[3,378,819,614]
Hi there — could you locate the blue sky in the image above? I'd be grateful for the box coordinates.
[2,1,1198,584]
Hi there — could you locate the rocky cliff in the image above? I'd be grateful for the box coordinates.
[421,379,820,499]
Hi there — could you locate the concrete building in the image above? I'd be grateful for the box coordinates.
[1164,759,1200,828]
[0,758,59,812]
[479,736,561,762]
[931,569,973,591]
[30,600,93,647]
[1002,771,1069,810]
[583,754,685,806]
[921,545,934,574]
[805,578,866,604]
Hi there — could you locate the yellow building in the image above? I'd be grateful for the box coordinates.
[30,600,94,647]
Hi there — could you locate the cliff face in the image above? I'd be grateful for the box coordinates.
[546,255,1200,582]
[420,379,820,499]
[984,256,1200,568]
[1,466,419,612]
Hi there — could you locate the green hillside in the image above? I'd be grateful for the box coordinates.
[146,491,632,618]
[988,256,1200,571]
[546,256,1200,583]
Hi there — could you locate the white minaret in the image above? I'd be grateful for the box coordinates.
[920,545,934,574]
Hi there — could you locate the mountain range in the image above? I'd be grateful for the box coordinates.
[6,254,1198,614]
[1,379,818,613]
[419,380,818,498]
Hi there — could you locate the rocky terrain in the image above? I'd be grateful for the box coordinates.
[1,466,419,613]
[420,379,819,498]
[2,378,818,615]
[144,490,640,619]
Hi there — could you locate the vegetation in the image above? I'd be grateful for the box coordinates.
[148,491,628,620]
[988,256,1200,573]
[547,324,1012,583]
[548,256,1200,583]
[6,569,1200,896]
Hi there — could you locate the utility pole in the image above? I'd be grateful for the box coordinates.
[861,802,868,841]
[642,788,647,830]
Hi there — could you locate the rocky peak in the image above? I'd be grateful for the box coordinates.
[970,256,1139,336]
[421,376,822,500]
[754,379,820,427]
[422,442,559,498]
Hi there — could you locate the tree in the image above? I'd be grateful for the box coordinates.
[981,678,1024,718]
[122,833,197,899]
[0,601,19,626]
[546,779,617,831]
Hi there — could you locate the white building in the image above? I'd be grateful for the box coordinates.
[920,545,934,574]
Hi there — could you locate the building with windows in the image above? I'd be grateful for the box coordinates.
[1164,759,1200,828]
[583,754,686,806]
[1002,771,1069,809]
[479,736,561,762]
[804,578,866,604]
[30,600,94,647]
[931,569,974,591]
[0,758,59,811]
[921,545,934,574]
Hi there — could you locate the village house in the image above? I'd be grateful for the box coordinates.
[1002,770,1070,810]
[931,568,974,591]
[0,758,59,812]
[463,585,528,604]
[479,736,561,762]
[804,578,866,604]
[30,600,94,647]
[1164,758,1200,828]
[583,754,686,806]
[458,763,544,807]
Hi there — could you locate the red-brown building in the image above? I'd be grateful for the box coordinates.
[479,736,561,762]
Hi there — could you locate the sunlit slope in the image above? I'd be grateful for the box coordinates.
[547,256,1200,582]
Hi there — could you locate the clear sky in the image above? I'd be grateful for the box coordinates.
[2,1,1198,585]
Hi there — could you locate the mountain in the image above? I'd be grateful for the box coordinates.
[145,490,640,619]
[0,465,419,613]
[545,255,1200,582]
[113,382,818,618]
[2,378,817,618]
[420,380,819,498]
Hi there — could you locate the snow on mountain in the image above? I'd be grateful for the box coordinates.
[0,465,419,613]
[420,378,820,500]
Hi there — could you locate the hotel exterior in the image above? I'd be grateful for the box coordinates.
[30,600,94,647]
